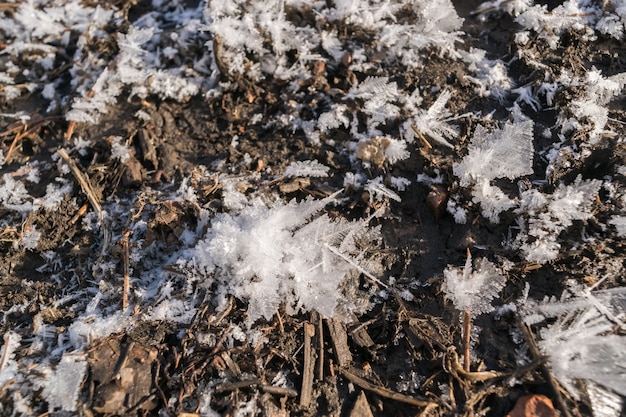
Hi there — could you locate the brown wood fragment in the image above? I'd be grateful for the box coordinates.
[326,318,352,367]
[215,379,260,393]
[349,391,375,417]
[261,385,298,398]
[121,231,131,310]
[311,311,324,380]
[338,367,435,408]
[347,313,375,348]
[299,322,315,408]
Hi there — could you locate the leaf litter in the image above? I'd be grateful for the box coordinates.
[0,0,626,416]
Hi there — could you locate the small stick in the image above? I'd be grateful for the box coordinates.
[338,367,435,408]
[315,313,324,381]
[121,231,131,310]
[463,310,471,372]
[4,130,26,164]
[69,204,88,226]
[276,308,284,334]
[410,124,433,149]
[463,248,472,372]
[261,385,298,397]
[299,322,315,407]
[326,318,352,368]
[215,378,261,393]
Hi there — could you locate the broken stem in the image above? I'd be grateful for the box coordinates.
[122,231,130,311]
[463,309,471,372]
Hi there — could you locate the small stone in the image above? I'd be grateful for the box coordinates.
[506,394,558,417]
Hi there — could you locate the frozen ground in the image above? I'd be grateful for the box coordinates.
[0,0,625,416]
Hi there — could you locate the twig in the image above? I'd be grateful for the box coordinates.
[463,310,471,372]
[121,231,131,311]
[215,379,298,397]
[57,148,111,257]
[215,379,260,393]
[213,297,234,327]
[338,367,436,408]
[261,385,298,397]
[69,204,88,226]
[2,115,57,164]
[312,311,324,381]
[410,124,433,149]
[300,322,315,407]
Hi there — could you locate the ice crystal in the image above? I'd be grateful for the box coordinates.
[403,90,458,149]
[537,307,626,399]
[284,160,330,178]
[453,119,534,223]
[454,120,534,185]
[365,177,402,202]
[39,355,88,412]
[518,176,602,263]
[181,193,383,323]
[609,216,626,236]
[442,252,507,315]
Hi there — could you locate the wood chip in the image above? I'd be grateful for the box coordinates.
[347,313,375,348]
[326,318,352,368]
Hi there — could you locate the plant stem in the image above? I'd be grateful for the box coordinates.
[463,310,471,372]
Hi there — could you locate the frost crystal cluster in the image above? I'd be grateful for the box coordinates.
[181,193,382,322]
[521,283,626,400]
[443,252,506,316]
